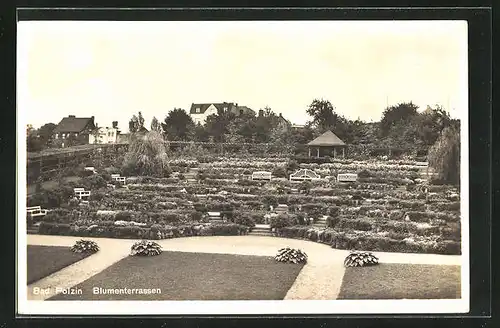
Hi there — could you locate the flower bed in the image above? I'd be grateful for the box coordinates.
[38,221,249,239]
[275,226,460,255]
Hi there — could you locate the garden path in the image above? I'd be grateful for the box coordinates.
[26,235,462,301]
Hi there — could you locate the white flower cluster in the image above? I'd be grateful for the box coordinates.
[344,251,379,267]
[274,247,308,264]
[70,239,99,254]
[130,240,162,256]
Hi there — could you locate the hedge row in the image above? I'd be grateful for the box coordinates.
[276,226,461,255]
[37,222,249,239]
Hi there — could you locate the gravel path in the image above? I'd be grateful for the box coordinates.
[26,235,462,301]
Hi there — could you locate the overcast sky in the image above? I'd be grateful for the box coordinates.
[17,20,467,129]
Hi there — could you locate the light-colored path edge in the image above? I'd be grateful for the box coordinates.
[26,235,462,301]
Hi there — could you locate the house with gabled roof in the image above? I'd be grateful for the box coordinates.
[307,130,347,158]
[53,115,96,146]
[189,102,255,124]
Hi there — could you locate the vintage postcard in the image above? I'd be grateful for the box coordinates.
[17,18,469,315]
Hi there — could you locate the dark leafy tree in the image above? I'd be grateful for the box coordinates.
[193,123,209,142]
[161,108,195,141]
[37,123,57,147]
[379,102,419,137]
[129,111,145,133]
[306,99,349,138]
[205,111,235,142]
[150,116,162,132]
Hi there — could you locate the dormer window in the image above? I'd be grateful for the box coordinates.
[195,107,201,113]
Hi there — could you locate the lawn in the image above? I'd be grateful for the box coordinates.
[50,251,305,300]
[27,245,92,284]
[337,263,461,300]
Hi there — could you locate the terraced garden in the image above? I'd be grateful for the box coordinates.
[28,156,461,255]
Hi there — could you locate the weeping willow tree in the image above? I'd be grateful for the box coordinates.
[428,126,460,185]
[122,131,171,177]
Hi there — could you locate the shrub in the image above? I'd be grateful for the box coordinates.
[115,211,135,221]
[233,213,256,228]
[326,216,340,228]
[130,240,162,256]
[358,169,373,178]
[38,222,72,235]
[189,211,203,221]
[275,247,308,264]
[70,239,99,254]
[344,251,379,267]
[328,206,340,217]
[270,214,297,229]
[336,218,373,231]
[81,174,107,190]
[272,166,287,178]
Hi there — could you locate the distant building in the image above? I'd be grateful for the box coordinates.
[307,130,347,158]
[53,115,96,146]
[89,121,121,144]
[189,102,255,124]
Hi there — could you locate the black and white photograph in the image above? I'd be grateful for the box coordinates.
[17,18,469,315]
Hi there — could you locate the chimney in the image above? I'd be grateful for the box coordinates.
[112,121,118,129]
[258,109,264,117]
[68,115,75,118]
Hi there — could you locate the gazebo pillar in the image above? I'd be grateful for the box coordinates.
[333,147,337,158]
[342,147,345,158]
[308,147,311,157]
[317,147,320,158]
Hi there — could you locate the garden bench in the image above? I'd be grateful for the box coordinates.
[111,174,127,184]
[337,173,358,182]
[74,188,91,199]
[251,171,272,181]
[84,167,96,173]
[27,206,48,218]
[289,169,321,182]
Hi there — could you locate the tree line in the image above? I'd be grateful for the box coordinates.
[127,99,459,151]
[27,98,459,155]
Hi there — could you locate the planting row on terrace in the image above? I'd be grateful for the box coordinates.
[34,204,460,255]
[167,157,429,167]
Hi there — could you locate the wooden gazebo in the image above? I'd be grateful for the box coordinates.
[307,130,347,158]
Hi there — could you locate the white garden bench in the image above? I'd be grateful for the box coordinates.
[26,206,48,218]
[289,169,321,182]
[74,188,91,199]
[84,167,97,173]
[251,171,272,181]
[337,173,358,182]
[111,174,127,184]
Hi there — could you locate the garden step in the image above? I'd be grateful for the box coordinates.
[252,228,272,233]
[248,231,274,236]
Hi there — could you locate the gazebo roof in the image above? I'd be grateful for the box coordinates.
[307,130,346,146]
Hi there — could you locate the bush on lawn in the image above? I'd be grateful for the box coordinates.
[70,239,99,254]
[275,247,308,264]
[344,251,379,267]
[130,240,162,256]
